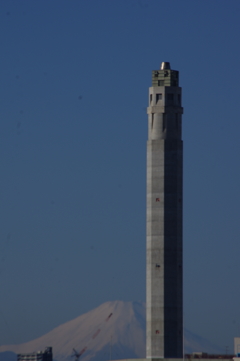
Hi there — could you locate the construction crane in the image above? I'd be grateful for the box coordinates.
[71,313,113,361]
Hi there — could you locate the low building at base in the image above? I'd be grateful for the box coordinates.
[17,347,52,361]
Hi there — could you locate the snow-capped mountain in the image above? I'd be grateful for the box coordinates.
[0,300,224,361]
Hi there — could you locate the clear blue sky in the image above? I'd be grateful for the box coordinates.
[0,0,240,353]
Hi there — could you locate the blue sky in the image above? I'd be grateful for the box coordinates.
[0,0,240,353]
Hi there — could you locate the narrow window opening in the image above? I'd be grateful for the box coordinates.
[167,93,174,105]
[151,113,154,129]
[158,80,164,86]
[150,94,152,104]
[156,93,162,103]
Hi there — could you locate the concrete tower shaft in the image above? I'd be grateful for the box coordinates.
[146,62,183,358]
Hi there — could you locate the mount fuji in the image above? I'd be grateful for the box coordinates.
[0,301,224,361]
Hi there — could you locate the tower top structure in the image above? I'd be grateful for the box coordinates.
[160,61,171,70]
[151,61,179,87]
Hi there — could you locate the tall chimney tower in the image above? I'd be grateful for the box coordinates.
[146,62,183,358]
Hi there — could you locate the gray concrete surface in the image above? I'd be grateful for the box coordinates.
[146,63,184,358]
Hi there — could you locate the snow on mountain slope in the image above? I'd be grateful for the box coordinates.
[0,301,145,361]
[0,300,224,361]
[184,329,224,354]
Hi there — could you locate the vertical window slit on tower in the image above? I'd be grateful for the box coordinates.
[156,93,162,103]
[151,113,154,129]
[150,94,152,104]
